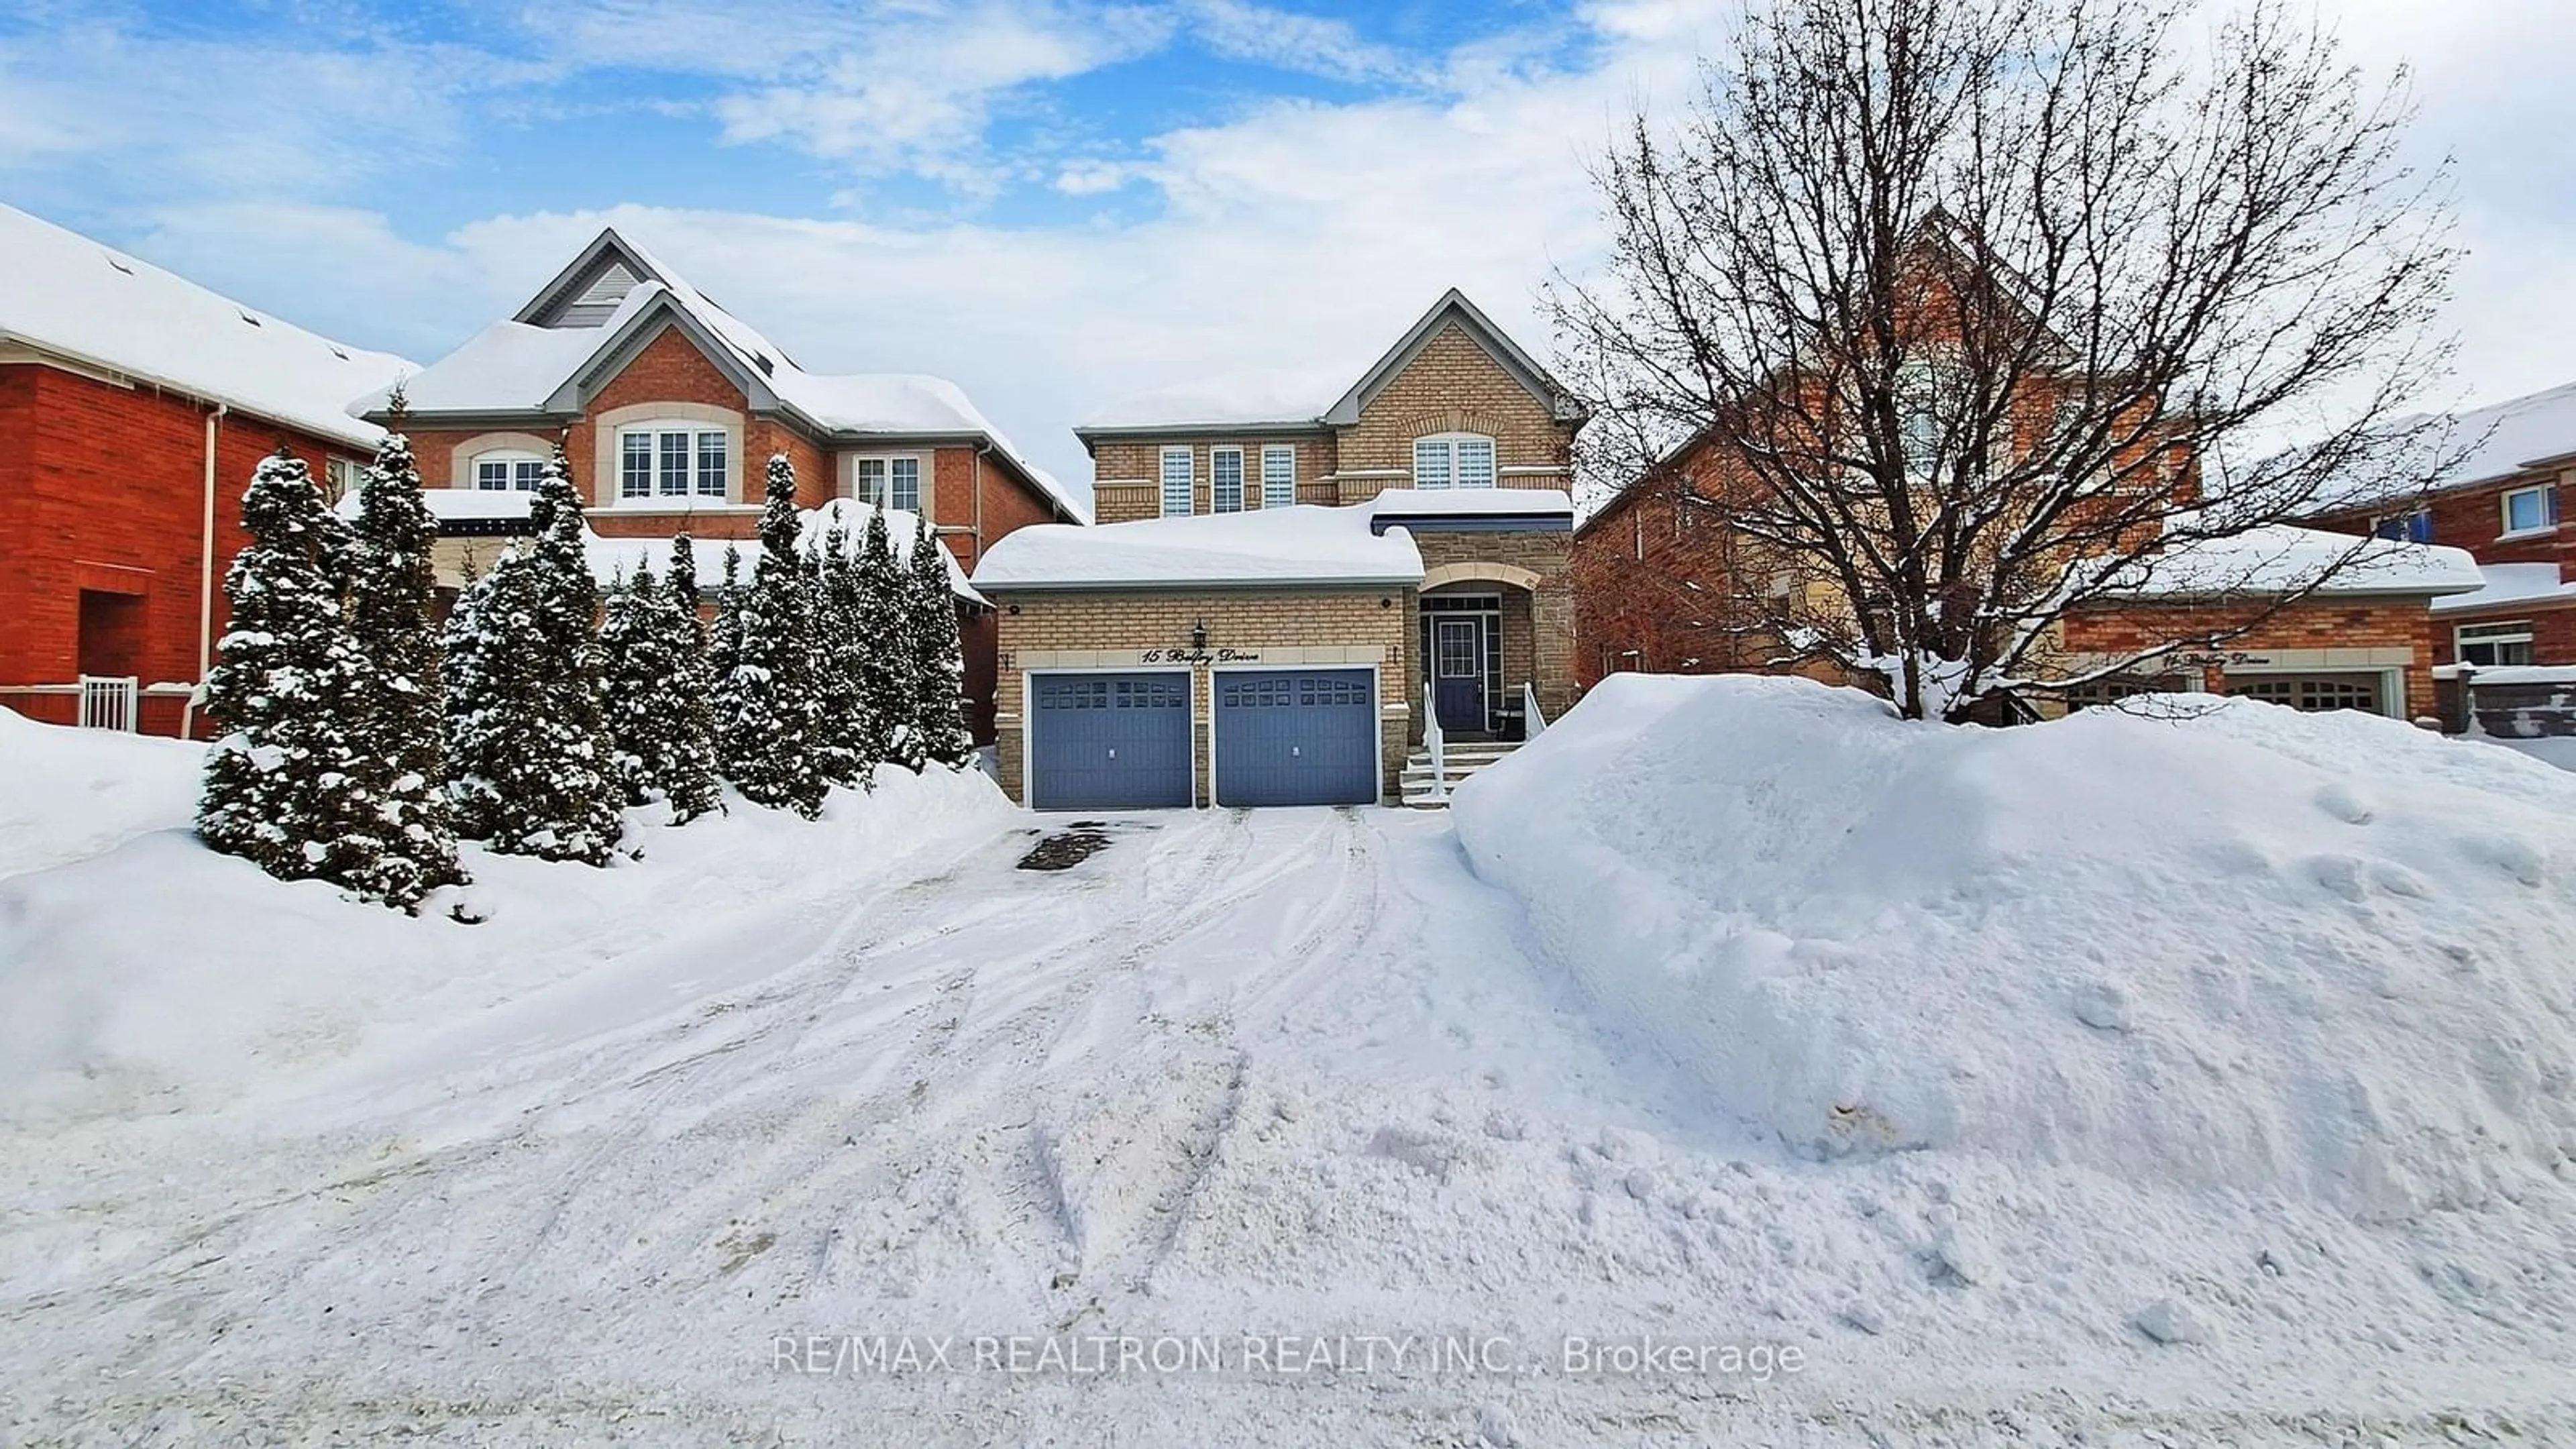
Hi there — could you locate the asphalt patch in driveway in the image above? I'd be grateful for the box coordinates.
[1018,826,1114,871]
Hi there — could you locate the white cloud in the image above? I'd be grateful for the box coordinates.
[15,0,2576,509]
[1181,0,1421,83]
[0,20,508,197]
[710,3,1175,179]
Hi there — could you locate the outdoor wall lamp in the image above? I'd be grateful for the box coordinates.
[1190,619,1209,651]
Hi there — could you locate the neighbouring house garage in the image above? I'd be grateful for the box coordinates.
[975,505,1421,809]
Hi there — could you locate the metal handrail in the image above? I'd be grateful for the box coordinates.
[1423,676,1446,801]
[1523,681,1547,738]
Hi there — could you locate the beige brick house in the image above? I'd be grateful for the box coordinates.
[975,290,1589,808]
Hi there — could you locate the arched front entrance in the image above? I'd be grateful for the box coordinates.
[1418,562,1543,737]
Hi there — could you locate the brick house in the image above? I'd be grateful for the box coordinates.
[975,290,1587,808]
[2304,380,2576,672]
[0,203,412,737]
[362,228,1083,741]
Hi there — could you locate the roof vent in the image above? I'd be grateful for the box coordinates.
[755,354,774,376]
[329,345,350,360]
[237,309,263,327]
[103,252,134,275]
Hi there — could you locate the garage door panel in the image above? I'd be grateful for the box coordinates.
[1214,669,1379,807]
[1030,672,1191,810]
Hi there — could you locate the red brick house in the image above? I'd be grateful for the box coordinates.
[2304,380,2576,670]
[362,228,1085,741]
[1572,245,2485,723]
[0,203,413,737]
[1577,441,2480,722]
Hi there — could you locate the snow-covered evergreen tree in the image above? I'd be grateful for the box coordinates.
[198,446,382,888]
[657,533,723,822]
[441,541,536,844]
[714,454,829,817]
[855,508,924,773]
[343,408,464,908]
[444,450,623,863]
[810,519,877,788]
[600,563,664,806]
[706,543,744,697]
[906,513,977,770]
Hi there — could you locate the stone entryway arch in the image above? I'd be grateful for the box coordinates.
[1421,560,1542,594]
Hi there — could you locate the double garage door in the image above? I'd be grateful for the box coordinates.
[1026,669,1378,810]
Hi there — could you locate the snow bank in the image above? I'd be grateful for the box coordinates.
[1454,674,2576,1221]
[0,731,1018,1127]
[0,709,204,880]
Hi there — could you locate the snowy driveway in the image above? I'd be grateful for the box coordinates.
[4,805,2571,1445]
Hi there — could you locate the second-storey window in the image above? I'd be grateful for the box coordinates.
[1211,447,1244,513]
[853,456,923,513]
[1411,434,1496,489]
[1161,447,1194,517]
[1262,445,1297,508]
[2502,484,2559,537]
[476,452,547,492]
[616,424,728,501]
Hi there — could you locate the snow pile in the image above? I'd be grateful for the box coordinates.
[1453,674,2576,1221]
[0,709,205,880]
[0,720,1017,1128]
[975,504,1424,590]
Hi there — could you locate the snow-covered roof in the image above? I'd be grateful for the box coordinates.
[2430,562,2576,616]
[335,489,983,602]
[0,203,412,449]
[2106,523,2485,600]
[1368,487,1574,521]
[2307,378,2576,515]
[974,503,1424,591]
[368,230,1087,524]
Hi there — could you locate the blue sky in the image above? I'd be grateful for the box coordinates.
[3,0,2573,497]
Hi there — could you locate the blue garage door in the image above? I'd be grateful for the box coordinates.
[1029,672,1192,810]
[1214,669,1380,807]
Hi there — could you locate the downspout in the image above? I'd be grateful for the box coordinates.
[972,439,988,559]
[188,401,229,740]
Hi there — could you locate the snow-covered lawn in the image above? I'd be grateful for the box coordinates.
[3,698,2575,1444]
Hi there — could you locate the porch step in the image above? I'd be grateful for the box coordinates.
[1398,741,1521,809]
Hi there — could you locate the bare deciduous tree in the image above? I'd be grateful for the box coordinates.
[1551,0,2462,720]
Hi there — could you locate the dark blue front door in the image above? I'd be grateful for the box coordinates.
[1432,618,1485,733]
[1028,672,1191,810]
[1213,669,1379,806]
